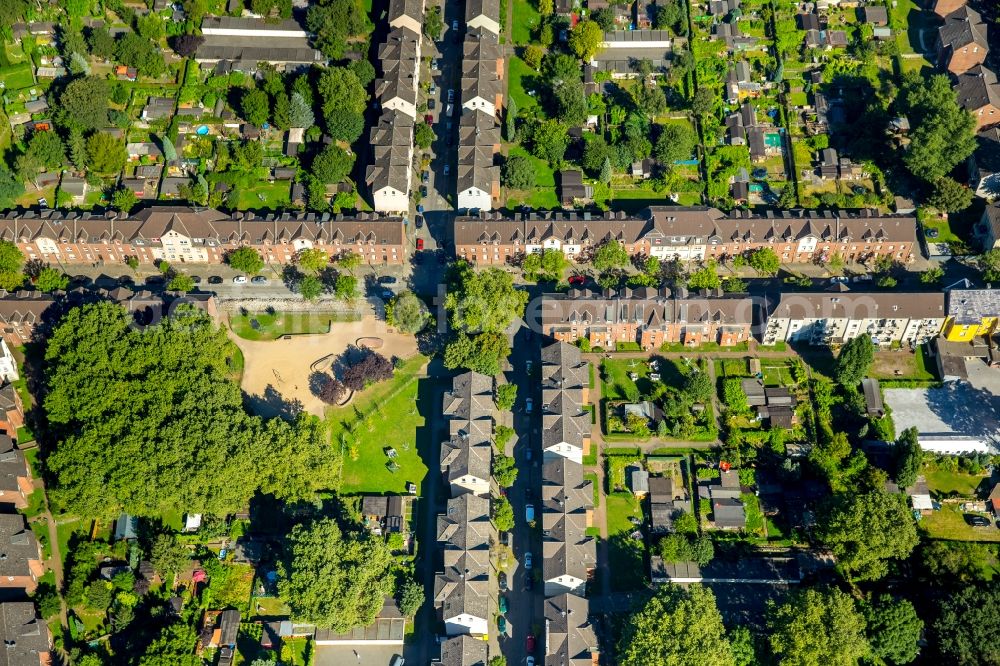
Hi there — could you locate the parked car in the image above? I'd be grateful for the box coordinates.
[190,275,202,284]
[452,19,459,30]
[967,515,991,527]
[497,616,507,633]
[428,98,436,110]
[378,276,397,284]
[525,503,534,522]
[422,170,430,183]
[429,84,437,95]
[525,397,533,413]
[498,572,508,591]
[526,659,535,666]
[431,58,440,69]
[443,164,451,176]
[925,228,940,238]
[568,274,585,286]
[233,276,248,284]
[424,114,434,125]
[250,276,269,285]
[416,238,425,250]
[415,215,424,228]
[445,103,453,117]
[389,656,404,666]
[525,359,533,373]
[526,634,536,653]
[447,88,455,103]
[525,576,534,591]
[498,595,508,614]
[208,276,223,284]
[499,531,510,547]
[145,275,165,285]
[524,552,533,570]
[421,185,428,197]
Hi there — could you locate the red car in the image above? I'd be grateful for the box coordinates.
[424,114,434,125]
[526,634,535,653]
[416,238,424,250]
[568,274,585,286]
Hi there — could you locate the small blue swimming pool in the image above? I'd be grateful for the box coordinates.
[196,125,209,135]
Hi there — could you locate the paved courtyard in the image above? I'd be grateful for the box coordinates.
[885,369,1000,444]
[231,315,419,418]
[314,644,403,666]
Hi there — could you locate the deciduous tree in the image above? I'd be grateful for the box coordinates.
[495,384,517,411]
[817,490,918,581]
[568,20,604,61]
[933,585,1000,665]
[863,595,923,665]
[278,518,394,632]
[387,292,430,333]
[35,267,68,292]
[241,88,270,126]
[492,496,515,531]
[768,587,870,666]
[835,333,874,387]
[226,246,265,274]
[85,133,127,173]
[593,240,630,271]
[446,264,528,334]
[502,156,536,190]
[493,454,518,487]
[618,585,735,666]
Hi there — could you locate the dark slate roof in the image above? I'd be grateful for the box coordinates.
[938,5,988,51]
[0,602,48,666]
[956,65,1000,112]
[0,514,38,578]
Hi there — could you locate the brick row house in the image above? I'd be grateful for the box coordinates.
[539,342,599,666]
[936,5,988,75]
[541,287,755,349]
[0,601,51,666]
[435,372,496,644]
[453,207,917,266]
[0,206,407,268]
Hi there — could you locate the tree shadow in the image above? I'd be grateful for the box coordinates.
[243,384,304,421]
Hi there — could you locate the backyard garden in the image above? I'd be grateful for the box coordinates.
[601,356,717,442]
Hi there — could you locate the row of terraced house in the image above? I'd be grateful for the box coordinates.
[0,342,52,666]
[538,342,599,666]
[367,0,426,213]
[434,372,498,665]
[538,287,1000,350]
[455,0,504,212]
[453,207,918,265]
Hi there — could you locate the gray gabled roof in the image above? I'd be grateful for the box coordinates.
[0,514,38,578]
[938,5,988,52]
[0,434,28,495]
[543,594,596,666]
[956,65,1000,112]
[439,635,488,666]
[465,0,501,23]
[437,494,492,549]
[0,602,49,666]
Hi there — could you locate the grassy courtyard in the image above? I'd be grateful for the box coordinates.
[331,355,431,495]
[606,492,647,592]
[229,311,360,341]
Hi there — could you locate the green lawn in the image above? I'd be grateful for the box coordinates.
[602,358,683,400]
[925,466,988,497]
[55,516,85,569]
[228,311,360,340]
[13,376,34,442]
[507,56,539,114]
[232,181,290,209]
[511,0,541,45]
[0,63,34,91]
[921,504,1000,542]
[505,145,558,209]
[584,472,600,507]
[606,492,647,592]
[332,355,431,494]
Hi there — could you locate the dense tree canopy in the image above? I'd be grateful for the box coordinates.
[933,585,1000,666]
[893,427,922,488]
[226,246,265,274]
[768,587,870,666]
[85,133,128,173]
[43,303,338,517]
[817,490,918,581]
[57,76,111,130]
[618,585,735,666]
[501,156,536,190]
[863,595,923,665]
[306,0,371,59]
[568,20,604,61]
[445,263,528,334]
[278,518,394,632]
[386,291,430,334]
[898,73,976,182]
[593,240,630,271]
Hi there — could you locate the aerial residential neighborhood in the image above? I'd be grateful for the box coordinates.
[2,0,1000,663]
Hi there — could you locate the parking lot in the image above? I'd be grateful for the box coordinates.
[885,376,1000,444]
